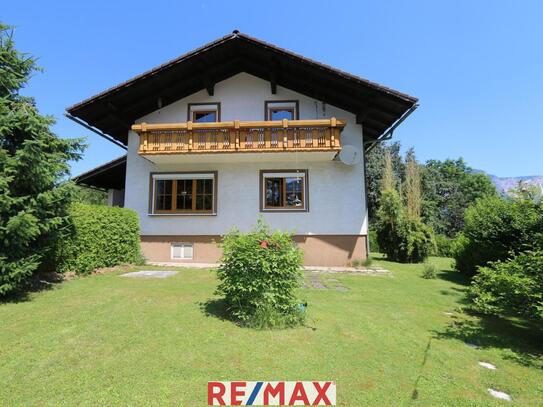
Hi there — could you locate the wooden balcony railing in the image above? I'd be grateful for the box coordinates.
[132,118,345,155]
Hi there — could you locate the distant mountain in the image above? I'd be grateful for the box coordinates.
[479,172,543,195]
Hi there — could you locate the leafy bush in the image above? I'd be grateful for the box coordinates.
[363,258,373,267]
[468,250,543,319]
[453,196,543,275]
[422,264,437,279]
[54,204,142,274]
[215,219,305,329]
[351,258,373,268]
[433,234,454,257]
[351,259,362,268]
[368,228,380,253]
[375,190,435,263]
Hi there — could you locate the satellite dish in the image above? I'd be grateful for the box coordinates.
[339,144,362,165]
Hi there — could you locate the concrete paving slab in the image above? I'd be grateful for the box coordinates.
[120,270,178,279]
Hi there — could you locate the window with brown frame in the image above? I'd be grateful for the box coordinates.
[265,100,299,121]
[152,173,216,214]
[269,107,294,121]
[193,110,217,123]
[188,103,220,122]
[260,170,308,212]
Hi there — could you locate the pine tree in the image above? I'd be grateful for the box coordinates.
[0,24,84,295]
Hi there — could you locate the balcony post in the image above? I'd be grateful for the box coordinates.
[141,123,148,152]
[187,121,193,150]
[234,120,240,150]
[282,119,288,149]
[330,117,336,148]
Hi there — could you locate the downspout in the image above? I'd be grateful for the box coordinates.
[65,113,128,150]
[361,123,371,257]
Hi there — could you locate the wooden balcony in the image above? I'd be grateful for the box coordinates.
[132,118,345,156]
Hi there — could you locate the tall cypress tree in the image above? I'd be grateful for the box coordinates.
[0,24,84,295]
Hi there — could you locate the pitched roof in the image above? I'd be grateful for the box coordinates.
[67,31,417,146]
[73,155,126,190]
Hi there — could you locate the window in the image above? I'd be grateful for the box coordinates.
[193,110,217,122]
[151,173,216,214]
[260,170,308,212]
[171,243,193,259]
[265,101,299,121]
[188,103,220,122]
[270,107,294,121]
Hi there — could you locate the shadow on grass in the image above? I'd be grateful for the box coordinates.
[436,269,470,286]
[198,298,235,322]
[435,312,543,368]
[198,298,318,331]
[410,336,433,400]
[0,272,63,304]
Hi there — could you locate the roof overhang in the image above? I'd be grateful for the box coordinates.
[73,155,126,190]
[66,31,418,147]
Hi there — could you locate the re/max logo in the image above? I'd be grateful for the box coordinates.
[208,381,336,406]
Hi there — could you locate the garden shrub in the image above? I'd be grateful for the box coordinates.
[453,196,543,276]
[467,250,543,319]
[433,234,454,257]
[55,204,143,274]
[368,228,380,253]
[215,219,305,329]
[351,259,362,268]
[375,190,435,263]
[422,264,437,279]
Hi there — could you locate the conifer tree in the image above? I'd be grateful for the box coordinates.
[0,24,84,295]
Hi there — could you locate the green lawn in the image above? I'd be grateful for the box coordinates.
[1,257,542,406]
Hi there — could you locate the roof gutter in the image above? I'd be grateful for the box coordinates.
[363,103,419,153]
[65,113,128,150]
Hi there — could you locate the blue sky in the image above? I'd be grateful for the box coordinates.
[4,0,542,177]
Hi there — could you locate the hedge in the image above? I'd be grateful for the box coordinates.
[453,196,543,275]
[55,204,143,274]
[468,250,543,319]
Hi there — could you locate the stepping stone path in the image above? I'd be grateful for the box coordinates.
[478,361,497,370]
[463,340,511,400]
[301,265,391,291]
[120,270,178,279]
[307,274,327,289]
[303,265,391,276]
[488,389,512,401]
[304,273,349,291]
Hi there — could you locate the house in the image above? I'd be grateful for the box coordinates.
[69,31,417,266]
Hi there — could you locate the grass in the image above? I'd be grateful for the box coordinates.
[1,256,542,406]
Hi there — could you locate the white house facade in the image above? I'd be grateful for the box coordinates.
[70,32,417,266]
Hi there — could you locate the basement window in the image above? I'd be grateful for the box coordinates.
[171,243,193,260]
